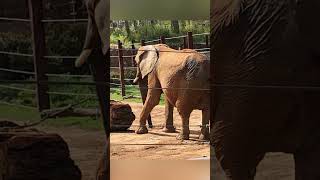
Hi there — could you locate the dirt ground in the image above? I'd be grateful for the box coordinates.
[111,102,295,179]
[110,102,210,160]
[2,101,296,179]
[40,126,105,180]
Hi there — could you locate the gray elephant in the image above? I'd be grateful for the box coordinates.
[212,0,320,179]
[134,44,210,140]
[75,0,109,179]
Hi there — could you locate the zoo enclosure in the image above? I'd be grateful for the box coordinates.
[0,0,212,139]
[110,31,211,98]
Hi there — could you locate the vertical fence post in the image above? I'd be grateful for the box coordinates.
[141,39,145,46]
[131,40,136,67]
[117,40,126,97]
[205,34,209,48]
[160,35,166,44]
[28,0,50,111]
[187,32,193,49]
[183,36,187,49]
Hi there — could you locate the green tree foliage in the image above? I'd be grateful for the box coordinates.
[110,20,209,47]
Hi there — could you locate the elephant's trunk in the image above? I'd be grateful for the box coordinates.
[133,66,142,84]
[75,0,99,68]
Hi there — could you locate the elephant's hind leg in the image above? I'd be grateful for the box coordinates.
[176,107,193,140]
[136,79,162,134]
[162,98,176,133]
[199,108,210,141]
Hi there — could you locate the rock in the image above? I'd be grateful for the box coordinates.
[110,101,135,131]
[0,121,82,180]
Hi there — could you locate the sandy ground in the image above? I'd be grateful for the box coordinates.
[41,126,105,180]
[2,101,296,179]
[110,102,210,160]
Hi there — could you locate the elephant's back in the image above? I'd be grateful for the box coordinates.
[184,53,210,82]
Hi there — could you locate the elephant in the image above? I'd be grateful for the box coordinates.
[75,0,109,179]
[211,0,320,179]
[134,44,210,140]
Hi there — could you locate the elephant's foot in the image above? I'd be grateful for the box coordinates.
[148,124,153,128]
[176,133,189,140]
[135,126,148,134]
[199,128,210,141]
[162,125,176,133]
[199,132,210,141]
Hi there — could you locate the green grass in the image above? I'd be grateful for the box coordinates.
[0,85,164,130]
[0,104,103,130]
[110,85,165,105]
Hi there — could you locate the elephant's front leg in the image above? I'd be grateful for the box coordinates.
[138,77,153,128]
[162,97,176,133]
[199,108,210,140]
[136,79,162,134]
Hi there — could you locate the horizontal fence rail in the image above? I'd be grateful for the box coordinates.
[44,55,79,59]
[0,84,35,93]
[0,17,31,22]
[0,50,33,57]
[47,91,96,97]
[41,19,88,23]
[0,68,35,75]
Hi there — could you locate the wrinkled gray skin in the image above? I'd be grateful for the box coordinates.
[75,0,109,67]
[212,0,320,179]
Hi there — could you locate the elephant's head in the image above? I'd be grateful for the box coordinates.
[133,45,159,84]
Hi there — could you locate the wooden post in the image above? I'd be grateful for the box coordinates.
[117,40,126,97]
[131,40,136,67]
[183,36,187,49]
[187,32,193,49]
[28,0,50,111]
[160,35,166,44]
[141,39,145,46]
[205,34,209,48]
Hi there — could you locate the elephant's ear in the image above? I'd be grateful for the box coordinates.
[135,45,159,79]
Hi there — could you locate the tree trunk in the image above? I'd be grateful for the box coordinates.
[124,20,130,37]
[133,20,137,30]
[171,20,180,34]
